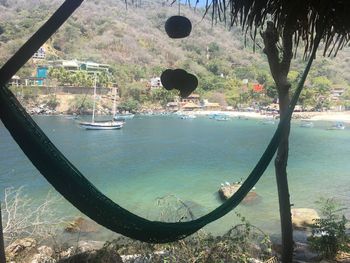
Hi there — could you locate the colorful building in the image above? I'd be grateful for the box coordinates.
[36,66,48,85]
[48,60,110,74]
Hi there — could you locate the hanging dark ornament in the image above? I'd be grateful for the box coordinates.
[165,15,192,39]
[179,73,198,98]
[160,68,198,98]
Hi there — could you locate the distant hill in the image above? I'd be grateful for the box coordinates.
[0,0,349,97]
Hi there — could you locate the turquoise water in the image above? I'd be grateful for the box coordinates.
[1,116,350,239]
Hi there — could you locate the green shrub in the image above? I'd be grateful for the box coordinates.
[117,99,139,113]
[68,95,94,114]
[45,94,60,109]
[107,197,273,263]
[22,88,38,102]
[309,198,349,259]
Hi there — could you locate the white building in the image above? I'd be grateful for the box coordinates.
[33,46,46,59]
[150,77,162,90]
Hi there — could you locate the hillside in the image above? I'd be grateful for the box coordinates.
[0,0,349,109]
[0,1,262,69]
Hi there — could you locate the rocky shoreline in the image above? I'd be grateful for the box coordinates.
[5,212,350,263]
[14,92,350,123]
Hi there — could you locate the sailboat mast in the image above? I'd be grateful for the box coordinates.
[112,86,117,118]
[92,74,97,123]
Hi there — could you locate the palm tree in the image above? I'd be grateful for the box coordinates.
[191,1,349,262]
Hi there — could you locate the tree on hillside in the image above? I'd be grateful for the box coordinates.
[117,98,139,113]
[311,76,332,110]
[151,88,178,107]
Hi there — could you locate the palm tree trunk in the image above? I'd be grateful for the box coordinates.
[275,88,293,263]
[262,22,294,263]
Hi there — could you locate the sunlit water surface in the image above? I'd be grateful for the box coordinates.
[1,115,349,241]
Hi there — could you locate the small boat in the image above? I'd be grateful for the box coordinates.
[261,118,275,125]
[215,115,230,121]
[209,113,230,121]
[300,121,314,128]
[238,115,249,120]
[328,122,345,130]
[180,114,196,119]
[114,113,135,121]
[79,78,123,131]
[65,115,78,120]
[79,120,124,130]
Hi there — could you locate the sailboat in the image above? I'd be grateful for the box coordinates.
[79,76,124,130]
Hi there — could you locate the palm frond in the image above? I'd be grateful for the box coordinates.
[166,0,350,57]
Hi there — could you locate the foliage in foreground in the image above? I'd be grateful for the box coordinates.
[1,187,68,245]
[104,195,274,263]
[309,198,349,259]
[109,219,272,263]
[1,190,273,262]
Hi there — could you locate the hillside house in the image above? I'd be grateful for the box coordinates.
[180,94,200,104]
[166,102,179,111]
[150,77,162,90]
[23,77,47,86]
[36,66,48,86]
[180,94,200,110]
[49,60,80,71]
[9,75,20,86]
[48,60,110,74]
[80,61,110,74]
[182,102,201,111]
[331,85,345,101]
[33,46,46,59]
[202,99,221,111]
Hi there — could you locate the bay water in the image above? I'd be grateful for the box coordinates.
[1,115,349,240]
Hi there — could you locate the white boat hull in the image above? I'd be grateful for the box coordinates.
[300,122,314,128]
[79,121,124,130]
[114,114,135,121]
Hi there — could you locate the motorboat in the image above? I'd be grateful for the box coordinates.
[114,113,135,121]
[261,118,275,125]
[180,114,196,119]
[300,121,314,128]
[209,113,230,121]
[328,122,345,130]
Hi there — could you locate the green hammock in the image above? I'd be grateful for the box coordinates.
[0,0,320,243]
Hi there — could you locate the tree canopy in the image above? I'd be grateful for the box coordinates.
[160,0,350,57]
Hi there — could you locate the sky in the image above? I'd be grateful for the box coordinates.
[197,0,208,6]
[179,0,208,7]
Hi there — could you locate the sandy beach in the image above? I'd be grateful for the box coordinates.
[303,112,350,122]
[193,110,350,123]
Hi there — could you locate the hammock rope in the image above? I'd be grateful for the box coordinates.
[0,0,322,243]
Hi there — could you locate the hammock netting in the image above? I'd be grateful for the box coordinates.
[0,0,320,243]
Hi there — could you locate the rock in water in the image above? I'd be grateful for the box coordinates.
[291,208,319,230]
[218,183,259,205]
[64,217,99,233]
